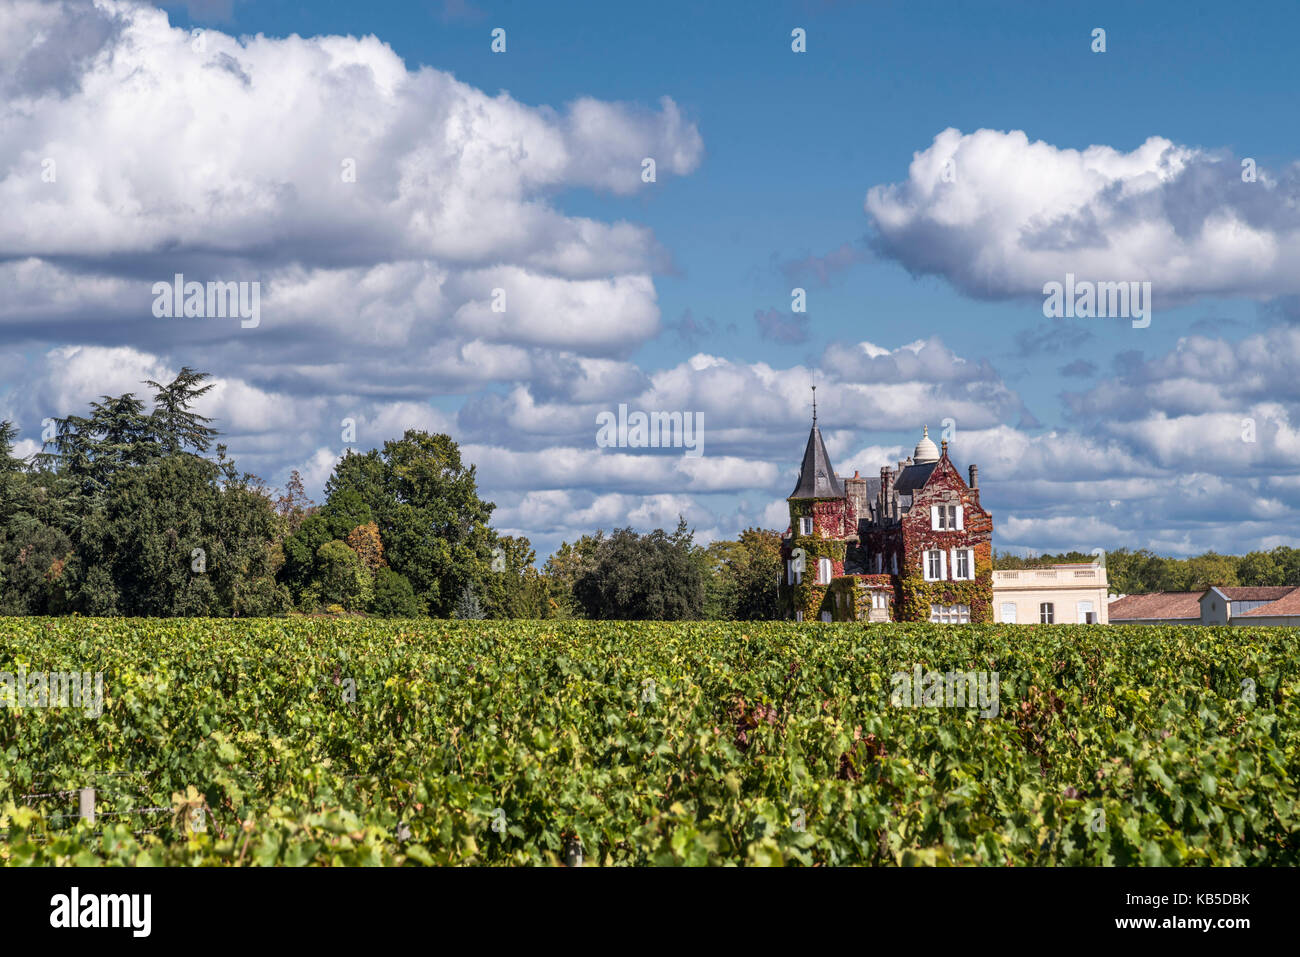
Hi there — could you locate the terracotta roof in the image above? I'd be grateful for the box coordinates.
[1239,589,1300,617]
[1108,592,1203,620]
[1212,586,1298,601]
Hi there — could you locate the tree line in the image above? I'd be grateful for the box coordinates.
[994,548,1300,594]
[0,369,781,620]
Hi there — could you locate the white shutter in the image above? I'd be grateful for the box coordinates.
[956,505,964,530]
[949,548,957,580]
[930,505,939,530]
[939,550,947,580]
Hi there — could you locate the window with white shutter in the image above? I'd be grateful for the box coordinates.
[930,505,939,530]
[817,557,832,585]
[955,505,964,530]
[925,549,944,581]
[951,548,972,580]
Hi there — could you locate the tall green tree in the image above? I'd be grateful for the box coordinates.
[145,366,219,455]
[1237,550,1282,586]
[541,534,601,619]
[321,431,496,616]
[95,453,288,617]
[727,528,784,620]
[479,534,547,619]
[0,420,24,518]
[573,519,704,620]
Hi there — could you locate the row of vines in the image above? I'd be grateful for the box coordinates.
[1,618,1297,865]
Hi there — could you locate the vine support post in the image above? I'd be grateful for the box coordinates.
[79,787,95,824]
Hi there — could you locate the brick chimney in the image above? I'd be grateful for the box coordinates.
[968,463,979,506]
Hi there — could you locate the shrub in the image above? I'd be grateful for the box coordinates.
[370,568,426,618]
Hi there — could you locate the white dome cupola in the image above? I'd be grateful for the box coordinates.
[913,425,940,464]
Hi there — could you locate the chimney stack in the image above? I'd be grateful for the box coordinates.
[968,463,978,489]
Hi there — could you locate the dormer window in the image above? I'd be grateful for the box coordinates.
[931,505,962,530]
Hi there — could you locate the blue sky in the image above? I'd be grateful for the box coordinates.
[4,0,1300,560]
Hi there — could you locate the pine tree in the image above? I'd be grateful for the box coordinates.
[145,367,219,455]
[453,585,484,620]
[89,393,156,470]
[0,420,22,473]
[0,420,23,517]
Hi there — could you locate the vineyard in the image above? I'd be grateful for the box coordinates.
[1,618,1297,865]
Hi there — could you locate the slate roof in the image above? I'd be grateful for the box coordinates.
[1108,592,1203,621]
[894,462,938,494]
[788,424,844,499]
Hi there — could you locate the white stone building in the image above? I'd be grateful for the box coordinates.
[991,563,1109,624]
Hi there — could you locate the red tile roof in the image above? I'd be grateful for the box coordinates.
[1239,589,1300,617]
[1213,586,1298,601]
[1108,592,1203,621]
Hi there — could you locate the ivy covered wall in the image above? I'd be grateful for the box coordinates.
[780,498,847,620]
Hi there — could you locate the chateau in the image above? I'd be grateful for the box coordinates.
[779,411,993,623]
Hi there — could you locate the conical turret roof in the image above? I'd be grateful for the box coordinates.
[788,423,844,499]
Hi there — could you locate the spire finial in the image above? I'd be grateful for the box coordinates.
[811,385,817,425]
[923,424,929,438]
